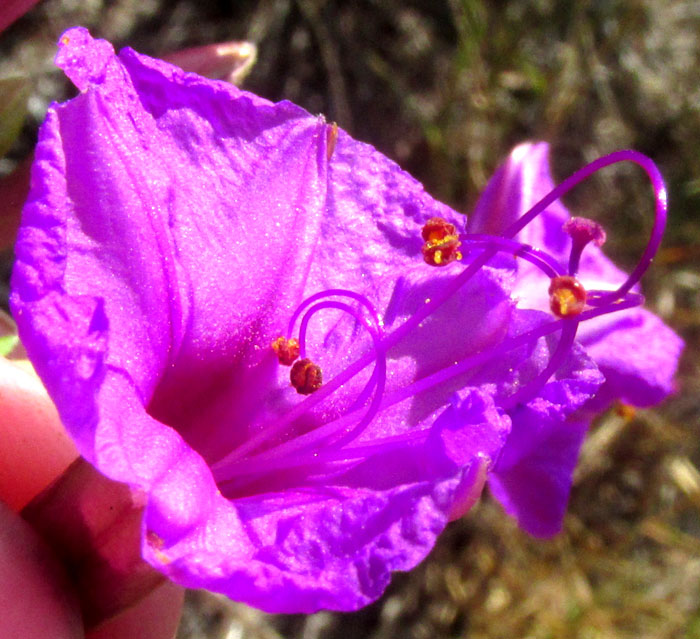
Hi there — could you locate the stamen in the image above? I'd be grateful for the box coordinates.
[213,294,386,467]
[549,275,587,317]
[563,217,607,275]
[213,151,666,484]
[271,336,300,365]
[239,251,496,459]
[253,152,665,448]
[212,289,646,486]
[421,217,463,267]
[290,358,323,395]
[275,152,665,435]
[326,122,339,161]
[422,217,458,244]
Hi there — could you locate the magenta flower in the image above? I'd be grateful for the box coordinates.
[10,28,679,611]
[468,143,683,536]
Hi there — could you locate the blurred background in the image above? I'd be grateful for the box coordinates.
[1,1,699,637]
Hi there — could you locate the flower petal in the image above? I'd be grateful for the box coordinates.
[578,307,684,409]
[467,141,569,251]
[482,310,603,536]
[14,28,333,455]
[142,385,508,612]
[146,471,463,613]
[489,417,589,537]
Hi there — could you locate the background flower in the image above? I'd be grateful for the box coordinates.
[467,142,683,537]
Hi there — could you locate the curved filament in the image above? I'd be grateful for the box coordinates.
[503,150,667,302]
[212,299,386,471]
[287,288,383,338]
[297,299,387,443]
[463,233,566,278]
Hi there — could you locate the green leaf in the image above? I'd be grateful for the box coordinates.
[0,76,31,158]
[0,334,19,357]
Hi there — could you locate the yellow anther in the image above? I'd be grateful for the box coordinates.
[549,275,587,318]
[290,358,323,395]
[421,217,462,267]
[271,336,300,365]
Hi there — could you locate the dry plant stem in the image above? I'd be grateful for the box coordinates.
[0,155,31,251]
[0,0,41,34]
[21,457,164,631]
[296,0,352,128]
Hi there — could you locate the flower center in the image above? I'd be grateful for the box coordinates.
[210,150,668,490]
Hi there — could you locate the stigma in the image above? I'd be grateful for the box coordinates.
[549,275,587,317]
[563,217,607,276]
[563,217,607,248]
[326,122,339,160]
[421,217,462,267]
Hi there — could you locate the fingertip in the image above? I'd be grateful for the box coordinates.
[86,580,184,639]
[0,500,84,639]
[0,356,79,510]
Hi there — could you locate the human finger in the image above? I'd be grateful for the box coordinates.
[0,356,79,510]
[0,499,83,639]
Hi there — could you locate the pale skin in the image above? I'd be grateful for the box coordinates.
[0,356,184,639]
